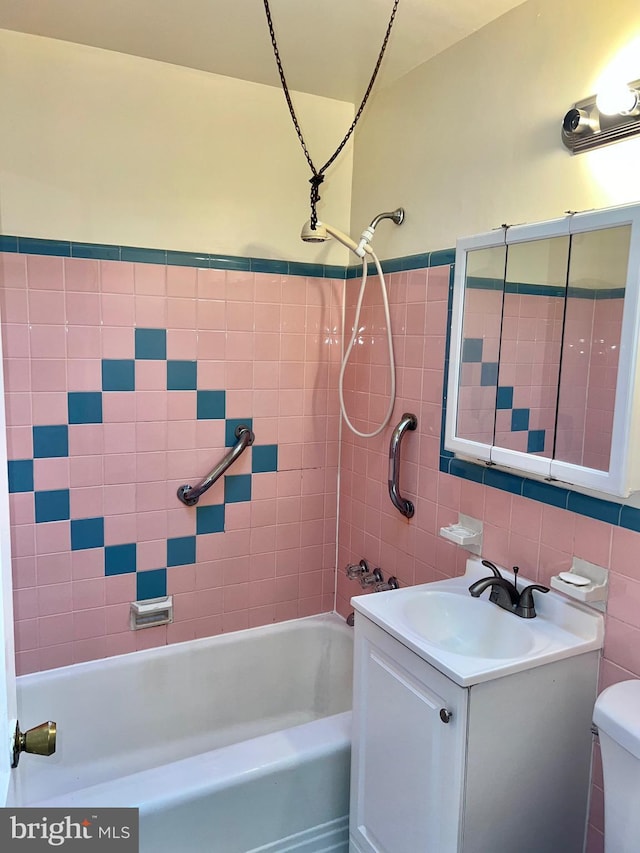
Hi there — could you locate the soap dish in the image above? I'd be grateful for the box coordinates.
[438,513,483,555]
[550,558,608,610]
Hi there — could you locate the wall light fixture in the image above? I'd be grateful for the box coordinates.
[562,78,640,153]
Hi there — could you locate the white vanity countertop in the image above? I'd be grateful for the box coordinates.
[351,558,604,687]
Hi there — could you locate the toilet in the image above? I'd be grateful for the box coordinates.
[593,680,640,852]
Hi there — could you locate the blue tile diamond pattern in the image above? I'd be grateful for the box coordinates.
[137,568,167,601]
[196,504,225,535]
[197,390,226,420]
[511,408,530,432]
[33,425,68,459]
[167,360,197,390]
[496,386,514,409]
[102,359,135,391]
[225,474,252,504]
[252,445,278,473]
[35,489,70,523]
[495,385,547,456]
[167,536,196,567]
[480,362,499,387]
[71,517,105,551]
[527,430,546,453]
[461,337,483,363]
[68,392,103,424]
[105,543,137,576]
[135,328,166,360]
[7,321,279,587]
[8,459,33,493]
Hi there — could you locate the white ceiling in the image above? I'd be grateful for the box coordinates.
[0,0,527,103]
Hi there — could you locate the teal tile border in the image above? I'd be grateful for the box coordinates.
[166,250,212,268]
[18,237,71,256]
[0,236,18,252]
[250,257,289,275]
[0,235,454,280]
[209,254,251,272]
[468,276,625,300]
[72,242,121,261]
[121,246,167,265]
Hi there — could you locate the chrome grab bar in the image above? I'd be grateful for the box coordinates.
[388,413,417,518]
[177,424,255,506]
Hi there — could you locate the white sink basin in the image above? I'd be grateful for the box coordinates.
[351,558,604,686]
[402,590,536,659]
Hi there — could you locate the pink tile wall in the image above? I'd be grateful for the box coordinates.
[336,263,640,853]
[497,292,563,456]
[0,252,341,674]
[456,287,502,444]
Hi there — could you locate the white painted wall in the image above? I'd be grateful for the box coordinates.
[351,0,640,259]
[0,29,354,264]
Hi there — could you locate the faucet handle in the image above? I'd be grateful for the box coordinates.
[516,583,550,618]
[481,559,503,579]
[346,559,369,580]
[361,568,384,587]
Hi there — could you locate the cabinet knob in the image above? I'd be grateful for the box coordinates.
[439,708,452,724]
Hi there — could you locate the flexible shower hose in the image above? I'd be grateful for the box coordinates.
[339,249,396,438]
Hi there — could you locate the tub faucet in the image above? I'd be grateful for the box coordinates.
[468,560,549,619]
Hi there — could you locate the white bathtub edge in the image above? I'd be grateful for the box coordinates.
[31,711,352,812]
[18,612,351,686]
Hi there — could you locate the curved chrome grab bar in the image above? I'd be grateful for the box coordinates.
[388,413,417,518]
[177,425,255,506]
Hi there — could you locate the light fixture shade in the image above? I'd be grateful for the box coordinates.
[596,84,640,116]
[562,77,640,153]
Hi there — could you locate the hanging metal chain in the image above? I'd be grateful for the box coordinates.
[262,0,401,228]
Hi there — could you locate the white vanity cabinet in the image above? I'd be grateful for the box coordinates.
[349,613,600,853]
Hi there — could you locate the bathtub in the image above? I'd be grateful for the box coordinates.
[12,613,353,853]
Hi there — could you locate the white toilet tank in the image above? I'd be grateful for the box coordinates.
[593,680,640,853]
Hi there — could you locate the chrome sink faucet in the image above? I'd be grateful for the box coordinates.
[468,560,549,619]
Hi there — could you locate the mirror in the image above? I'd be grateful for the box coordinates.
[555,225,630,471]
[446,202,640,497]
[456,245,506,446]
[495,235,569,458]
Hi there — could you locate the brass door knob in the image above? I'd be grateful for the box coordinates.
[11,720,57,768]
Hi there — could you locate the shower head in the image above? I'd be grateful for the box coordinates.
[300,207,405,258]
[300,220,365,256]
[300,220,330,243]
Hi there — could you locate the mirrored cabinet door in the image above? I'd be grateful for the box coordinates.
[446,231,507,462]
[455,244,506,448]
[492,235,569,461]
[554,225,630,472]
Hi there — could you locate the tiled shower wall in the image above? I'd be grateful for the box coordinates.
[0,251,341,675]
[336,262,640,853]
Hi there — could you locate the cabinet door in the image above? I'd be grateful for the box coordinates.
[350,617,467,853]
[489,222,570,478]
[445,230,506,462]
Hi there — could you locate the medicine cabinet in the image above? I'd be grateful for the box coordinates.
[445,202,640,497]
